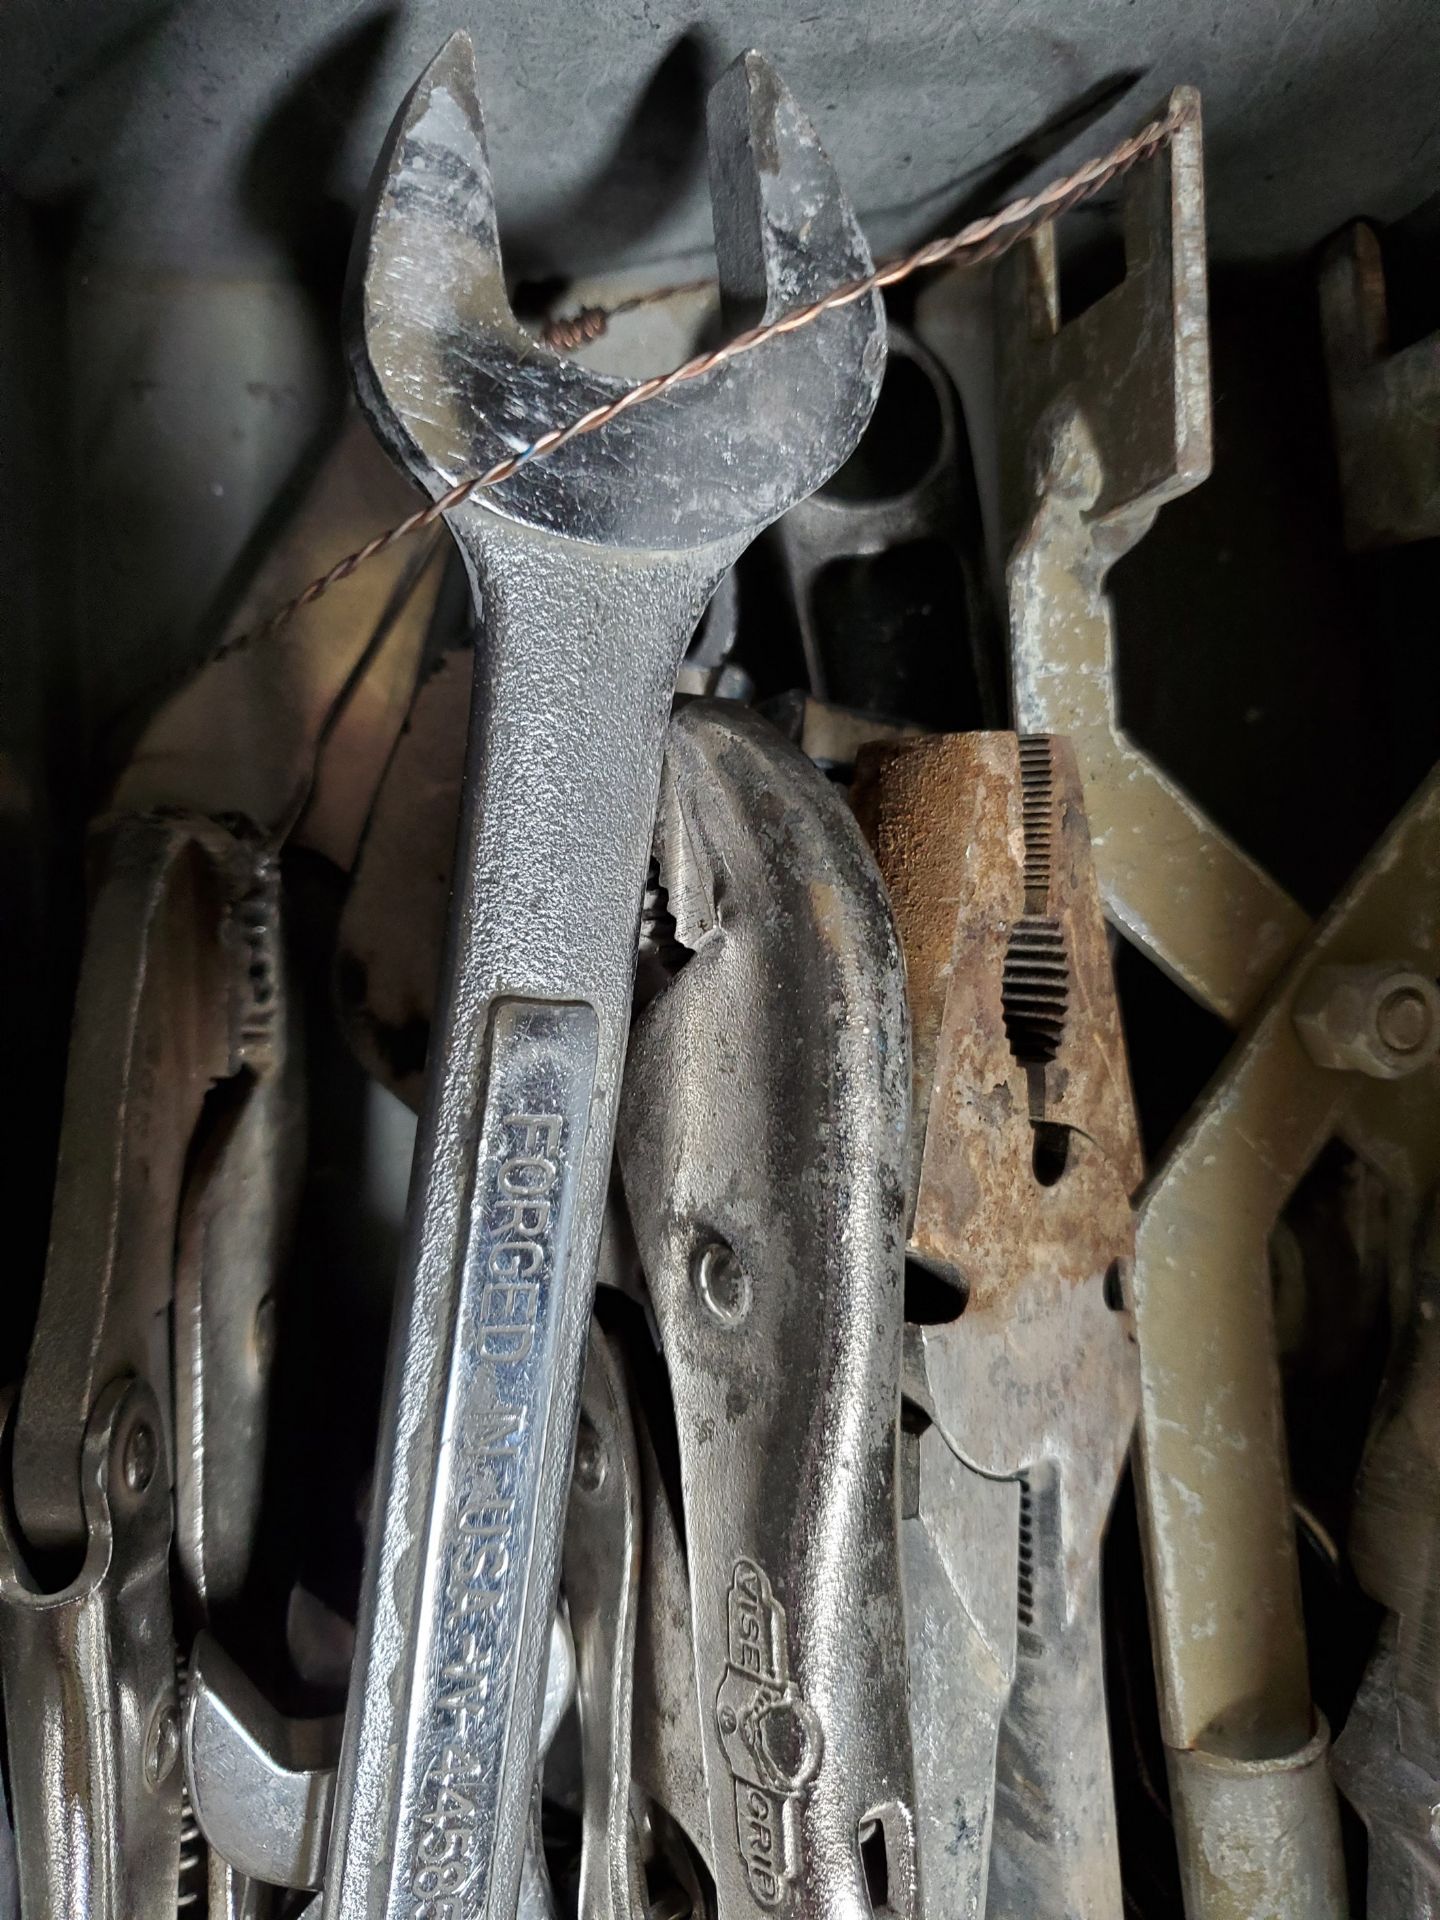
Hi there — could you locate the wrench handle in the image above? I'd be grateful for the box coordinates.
[328,999,599,1920]
[323,518,737,1920]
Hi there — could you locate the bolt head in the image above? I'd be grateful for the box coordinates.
[1377,984,1432,1054]
[1293,964,1440,1080]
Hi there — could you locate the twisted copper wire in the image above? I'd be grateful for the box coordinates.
[233,103,1187,652]
[539,275,719,350]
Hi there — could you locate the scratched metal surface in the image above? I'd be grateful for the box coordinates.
[619,699,916,1920]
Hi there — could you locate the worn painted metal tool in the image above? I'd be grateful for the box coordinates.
[326,37,884,1920]
[993,91,1352,1919]
[619,699,916,1920]
[997,87,1308,1029]
[1145,768,1440,1919]
[854,731,1141,1919]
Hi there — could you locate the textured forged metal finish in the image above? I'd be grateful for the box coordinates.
[1129,769,1440,1919]
[1319,222,1440,552]
[631,1402,712,1870]
[329,42,884,1920]
[854,732,1141,1920]
[563,1330,646,1920]
[1334,1198,1440,1915]
[997,88,1311,1029]
[619,700,915,1920]
[0,812,298,1920]
[172,846,302,1620]
[0,816,293,1918]
[333,665,917,1112]
[0,1379,181,1920]
[1335,1634,1440,1920]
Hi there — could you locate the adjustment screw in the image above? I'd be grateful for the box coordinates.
[694,1241,753,1328]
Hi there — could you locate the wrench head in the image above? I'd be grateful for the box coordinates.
[349,35,885,552]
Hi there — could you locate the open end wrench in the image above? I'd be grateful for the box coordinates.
[328,36,883,1920]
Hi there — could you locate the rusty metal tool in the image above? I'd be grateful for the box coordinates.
[0,813,292,1919]
[326,37,884,1920]
[992,90,1354,1918]
[854,731,1142,1920]
[619,700,917,1920]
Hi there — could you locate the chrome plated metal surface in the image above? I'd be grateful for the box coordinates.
[0,812,294,1920]
[186,1615,575,1900]
[0,1379,182,1920]
[620,700,916,1920]
[564,1330,646,1920]
[326,39,884,1920]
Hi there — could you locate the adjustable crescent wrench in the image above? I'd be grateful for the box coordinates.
[619,701,917,1920]
[329,38,884,1920]
[854,732,1143,1919]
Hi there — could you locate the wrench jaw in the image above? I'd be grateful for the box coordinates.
[708,50,869,326]
[335,47,889,1920]
[349,38,885,550]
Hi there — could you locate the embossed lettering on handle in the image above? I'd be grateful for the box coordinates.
[401,999,598,1920]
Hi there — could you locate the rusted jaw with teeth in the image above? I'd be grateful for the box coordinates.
[347,34,886,552]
